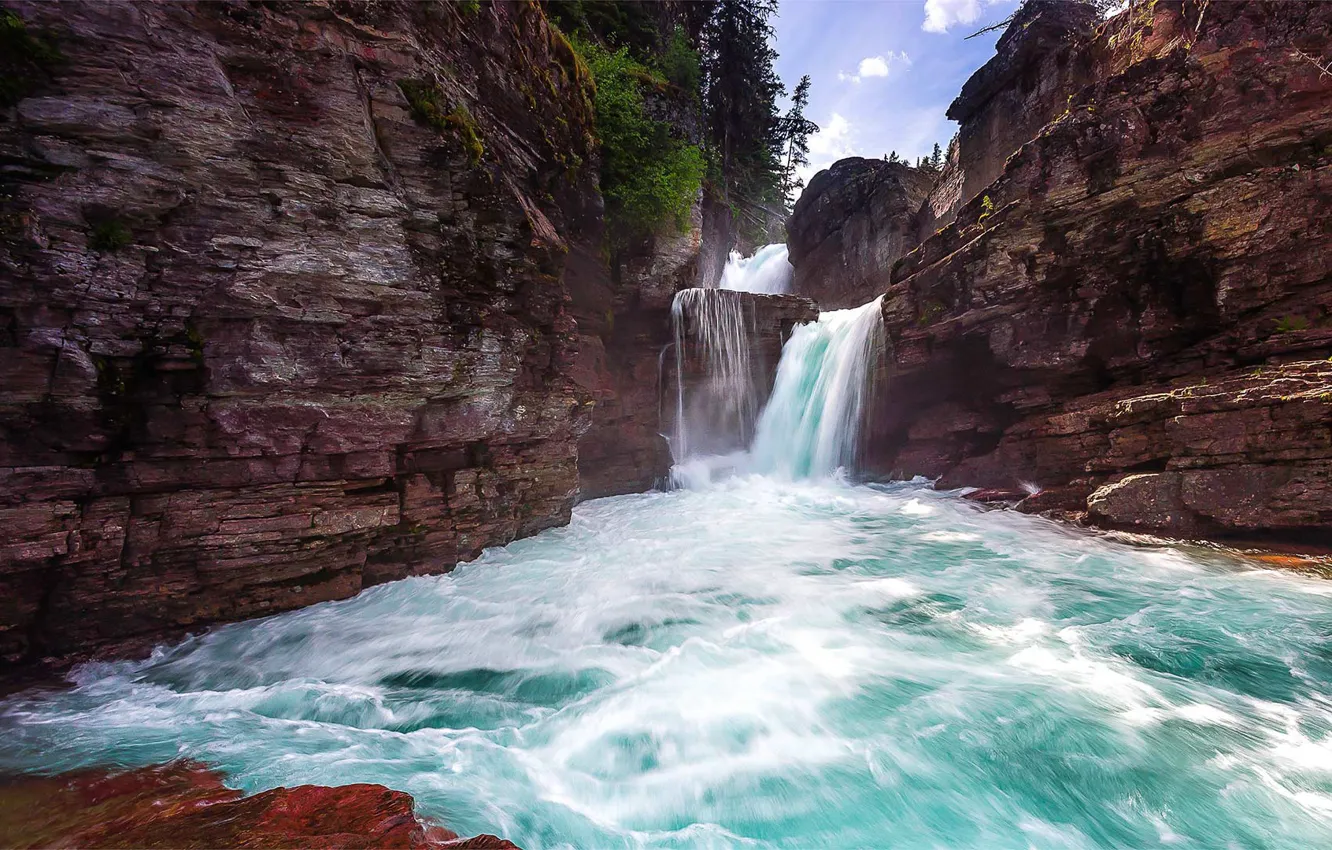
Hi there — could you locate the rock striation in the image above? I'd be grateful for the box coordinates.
[0,0,600,666]
[855,0,1332,543]
[0,762,517,849]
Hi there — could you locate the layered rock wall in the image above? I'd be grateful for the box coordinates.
[947,0,1100,207]
[863,0,1332,542]
[0,0,600,665]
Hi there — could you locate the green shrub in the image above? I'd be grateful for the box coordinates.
[574,36,704,246]
[657,26,700,93]
[89,218,132,252]
[978,194,995,223]
[1275,314,1310,333]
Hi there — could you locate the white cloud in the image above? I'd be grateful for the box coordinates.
[797,112,856,190]
[836,52,911,84]
[922,0,1013,33]
[858,55,892,78]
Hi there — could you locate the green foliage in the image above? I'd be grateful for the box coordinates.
[1275,315,1310,333]
[917,299,946,327]
[397,80,484,165]
[978,194,995,223]
[89,218,132,253]
[658,26,701,93]
[778,75,817,204]
[458,0,482,16]
[0,9,63,108]
[548,0,660,59]
[575,37,705,246]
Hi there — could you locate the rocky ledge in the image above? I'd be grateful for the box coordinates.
[0,762,517,849]
[790,0,1332,544]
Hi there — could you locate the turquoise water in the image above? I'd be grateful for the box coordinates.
[3,477,1332,849]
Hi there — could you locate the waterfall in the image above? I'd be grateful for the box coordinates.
[670,288,759,463]
[719,243,793,294]
[751,296,884,478]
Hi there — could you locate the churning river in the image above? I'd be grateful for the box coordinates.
[3,476,1332,849]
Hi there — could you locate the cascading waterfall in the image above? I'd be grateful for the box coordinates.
[718,243,793,294]
[751,296,884,477]
[670,288,758,463]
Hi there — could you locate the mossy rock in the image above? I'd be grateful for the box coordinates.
[397,79,485,166]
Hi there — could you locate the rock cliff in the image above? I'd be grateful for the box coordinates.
[786,159,932,310]
[856,0,1332,543]
[0,0,602,666]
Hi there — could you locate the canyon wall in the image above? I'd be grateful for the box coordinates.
[848,0,1332,543]
[0,0,606,666]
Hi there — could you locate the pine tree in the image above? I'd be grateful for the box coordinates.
[778,74,818,204]
[700,0,786,223]
[887,150,900,164]
[930,142,943,170]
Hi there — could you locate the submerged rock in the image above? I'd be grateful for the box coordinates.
[0,762,518,849]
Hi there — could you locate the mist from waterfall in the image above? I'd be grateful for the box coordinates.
[718,243,792,294]
[670,288,759,464]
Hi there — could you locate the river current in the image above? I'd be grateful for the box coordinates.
[3,476,1332,849]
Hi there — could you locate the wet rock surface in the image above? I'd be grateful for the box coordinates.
[0,0,599,667]
[858,1,1332,543]
[0,762,518,849]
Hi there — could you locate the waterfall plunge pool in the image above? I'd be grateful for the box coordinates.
[3,476,1332,849]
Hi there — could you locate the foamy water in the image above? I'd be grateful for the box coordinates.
[718,244,793,295]
[3,478,1332,849]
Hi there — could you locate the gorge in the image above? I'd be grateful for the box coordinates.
[2,0,1332,848]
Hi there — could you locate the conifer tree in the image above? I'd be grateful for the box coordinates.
[929,142,943,170]
[700,0,786,219]
[779,74,818,204]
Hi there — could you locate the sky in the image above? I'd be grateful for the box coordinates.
[772,0,1021,191]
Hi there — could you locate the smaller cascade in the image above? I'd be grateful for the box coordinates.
[719,243,793,295]
[670,288,759,463]
[751,297,884,478]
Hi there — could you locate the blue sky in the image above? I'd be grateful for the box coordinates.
[772,0,1021,189]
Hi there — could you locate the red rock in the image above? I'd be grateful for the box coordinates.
[0,762,520,849]
[962,488,1029,503]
